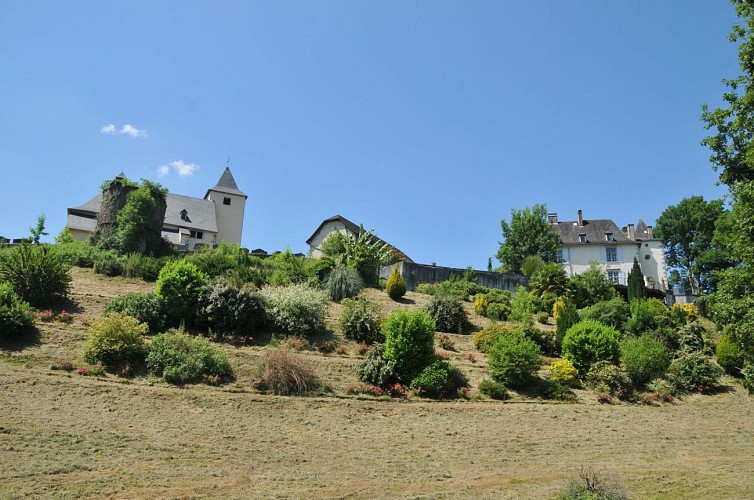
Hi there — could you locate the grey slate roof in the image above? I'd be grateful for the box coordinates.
[306,214,415,263]
[205,167,247,198]
[635,219,659,240]
[552,219,632,245]
[66,192,218,233]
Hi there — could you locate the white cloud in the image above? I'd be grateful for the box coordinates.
[120,124,147,138]
[157,160,200,178]
[99,123,147,138]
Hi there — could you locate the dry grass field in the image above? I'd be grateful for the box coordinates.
[1,268,753,499]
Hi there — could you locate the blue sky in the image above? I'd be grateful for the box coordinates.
[0,1,739,269]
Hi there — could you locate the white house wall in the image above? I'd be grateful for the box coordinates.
[308,221,351,258]
[206,191,245,245]
[561,243,641,285]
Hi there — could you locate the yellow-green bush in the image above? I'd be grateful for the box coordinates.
[385,266,406,300]
[83,312,148,370]
[549,359,579,387]
[473,294,488,316]
[472,324,513,353]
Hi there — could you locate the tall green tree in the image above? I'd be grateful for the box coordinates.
[702,0,754,366]
[29,214,48,245]
[496,204,559,274]
[627,258,646,303]
[654,196,727,294]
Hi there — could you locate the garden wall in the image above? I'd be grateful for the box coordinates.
[380,262,528,292]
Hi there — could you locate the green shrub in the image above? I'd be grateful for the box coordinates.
[677,322,707,354]
[0,244,71,308]
[472,324,513,353]
[742,364,754,395]
[716,332,745,375]
[409,359,467,398]
[83,312,147,370]
[516,322,555,355]
[626,298,671,336]
[486,301,511,321]
[487,333,541,388]
[94,256,124,277]
[104,293,167,333]
[121,252,166,281]
[509,286,537,324]
[668,352,723,393]
[536,311,549,324]
[339,298,382,343]
[201,279,265,337]
[260,283,328,337]
[548,359,580,388]
[155,259,208,327]
[555,300,579,352]
[0,282,35,337]
[562,320,621,377]
[255,349,318,395]
[646,378,678,400]
[585,361,633,399]
[566,263,616,309]
[55,241,107,268]
[478,379,509,400]
[529,262,567,297]
[579,296,630,331]
[382,309,436,383]
[146,331,232,385]
[620,335,671,386]
[385,266,406,300]
[425,296,467,333]
[325,266,363,302]
[556,466,629,500]
[357,343,396,387]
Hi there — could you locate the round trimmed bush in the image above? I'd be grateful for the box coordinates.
[425,296,467,334]
[156,259,208,327]
[548,359,579,388]
[620,334,671,386]
[578,296,630,331]
[146,331,232,385]
[325,266,363,302]
[83,312,147,370]
[487,333,541,388]
[585,361,632,398]
[409,359,467,398]
[104,292,167,333]
[385,266,406,300]
[382,309,436,383]
[478,379,509,400]
[339,298,383,344]
[562,320,621,377]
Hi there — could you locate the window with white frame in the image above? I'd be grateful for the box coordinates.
[605,232,614,242]
[607,269,620,284]
[556,249,564,263]
[605,247,618,262]
[578,234,587,243]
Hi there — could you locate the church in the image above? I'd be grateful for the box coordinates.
[65,167,247,251]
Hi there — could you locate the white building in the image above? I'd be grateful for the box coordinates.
[306,215,413,263]
[550,210,667,291]
[66,167,247,251]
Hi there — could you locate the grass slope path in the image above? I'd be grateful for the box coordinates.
[0,269,752,498]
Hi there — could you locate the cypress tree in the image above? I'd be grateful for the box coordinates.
[627,258,646,303]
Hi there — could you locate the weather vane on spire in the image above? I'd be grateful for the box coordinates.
[226,156,230,168]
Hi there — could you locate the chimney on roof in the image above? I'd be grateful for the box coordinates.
[577,210,583,226]
[627,224,635,240]
[548,213,558,224]
[647,226,654,239]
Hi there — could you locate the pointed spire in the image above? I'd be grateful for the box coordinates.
[206,166,247,199]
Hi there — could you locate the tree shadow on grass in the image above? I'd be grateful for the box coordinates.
[0,327,41,352]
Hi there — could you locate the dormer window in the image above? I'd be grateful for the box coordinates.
[605,232,614,242]
[180,209,189,222]
[579,234,587,243]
